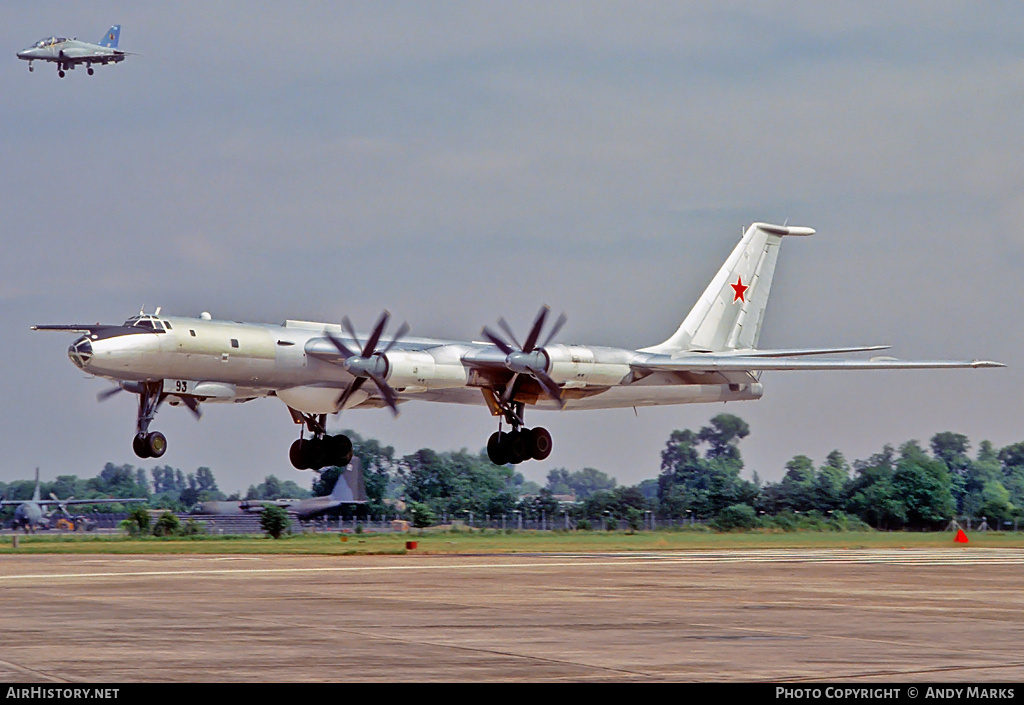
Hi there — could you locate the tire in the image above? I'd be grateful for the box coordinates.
[133,434,151,458]
[147,432,167,458]
[530,427,553,461]
[330,434,354,467]
[289,439,309,470]
[305,437,328,469]
[503,430,529,465]
[487,431,507,465]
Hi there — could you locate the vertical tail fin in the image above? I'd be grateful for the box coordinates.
[641,222,814,354]
[98,25,120,48]
[330,457,368,502]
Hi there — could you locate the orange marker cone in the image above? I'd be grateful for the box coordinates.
[955,529,969,544]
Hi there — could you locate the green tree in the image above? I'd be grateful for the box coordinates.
[260,504,291,539]
[891,441,955,529]
[121,506,151,537]
[152,511,182,537]
[845,445,905,529]
[711,503,758,531]
[405,500,437,528]
[656,417,757,521]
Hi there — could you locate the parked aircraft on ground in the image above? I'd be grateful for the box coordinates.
[0,468,146,533]
[191,458,368,520]
[33,222,1002,469]
[17,25,127,77]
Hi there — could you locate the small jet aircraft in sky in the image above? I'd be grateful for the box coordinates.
[17,25,127,78]
[33,222,1003,469]
[191,458,368,520]
[0,469,146,533]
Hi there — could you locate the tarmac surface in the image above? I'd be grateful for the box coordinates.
[1,548,1022,683]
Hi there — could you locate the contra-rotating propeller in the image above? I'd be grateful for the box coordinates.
[482,305,567,407]
[325,310,410,416]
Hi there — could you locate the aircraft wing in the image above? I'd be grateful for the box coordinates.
[632,352,1005,373]
[0,498,147,506]
[32,324,117,335]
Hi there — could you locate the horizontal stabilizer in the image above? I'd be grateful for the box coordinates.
[715,345,891,358]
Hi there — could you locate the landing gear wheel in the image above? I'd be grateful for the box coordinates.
[529,427,553,461]
[502,429,530,465]
[58,70,65,78]
[329,434,354,467]
[289,439,310,470]
[487,431,507,465]
[146,432,167,458]
[133,433,151,458]
[87,67,94,75]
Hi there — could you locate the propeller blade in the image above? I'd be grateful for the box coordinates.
[496,318,523,350]
[369,375,400,416]
[180,396,203,420]
[341,317,362,352]
[97,386,123,402]
[362,310,390,357]
[501,372,521,405]
[534,370,566,408]
[482,327,515,356]
[522,306,550,353]
[380,321,410,354]
[325,331,357,359]
[335,377,367,412]
[541,312,567,348]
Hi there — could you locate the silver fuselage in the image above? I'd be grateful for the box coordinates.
[70,315,762,416]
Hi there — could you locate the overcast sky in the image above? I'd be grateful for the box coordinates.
[2,2,1021,495]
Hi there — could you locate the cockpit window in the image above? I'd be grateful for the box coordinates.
[123,315,165,331]
[34,37,66,47]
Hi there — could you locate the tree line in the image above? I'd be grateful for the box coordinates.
[3,417,1022,531]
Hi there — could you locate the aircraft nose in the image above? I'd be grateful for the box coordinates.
[68,336,93,369]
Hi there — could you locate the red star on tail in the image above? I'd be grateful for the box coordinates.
[731,275,748,303]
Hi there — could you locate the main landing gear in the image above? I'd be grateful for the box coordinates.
[287,410,354,470]
[485,399,553,465]
[487,426,552,465]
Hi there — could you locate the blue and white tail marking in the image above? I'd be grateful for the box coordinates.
[98,25,120,48]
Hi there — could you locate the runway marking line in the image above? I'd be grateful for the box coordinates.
[2,548,1023,583]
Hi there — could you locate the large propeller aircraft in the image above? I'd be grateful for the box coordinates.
[1,469,146,533]
[33,223,1002,470]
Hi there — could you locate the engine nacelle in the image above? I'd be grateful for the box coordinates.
[385,350,466,391]
[545,345,633,387]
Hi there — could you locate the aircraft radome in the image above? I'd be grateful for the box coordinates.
[33,222,1003,470]
[17,25,128,78]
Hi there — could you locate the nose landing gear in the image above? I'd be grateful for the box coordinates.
[133,431,167,459]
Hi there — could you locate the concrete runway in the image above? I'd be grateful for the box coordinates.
[1,548,1022,682]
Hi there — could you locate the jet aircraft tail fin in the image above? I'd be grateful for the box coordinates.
[641,222,814,354]
[329,457,368,502]
[98,25,120,48]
